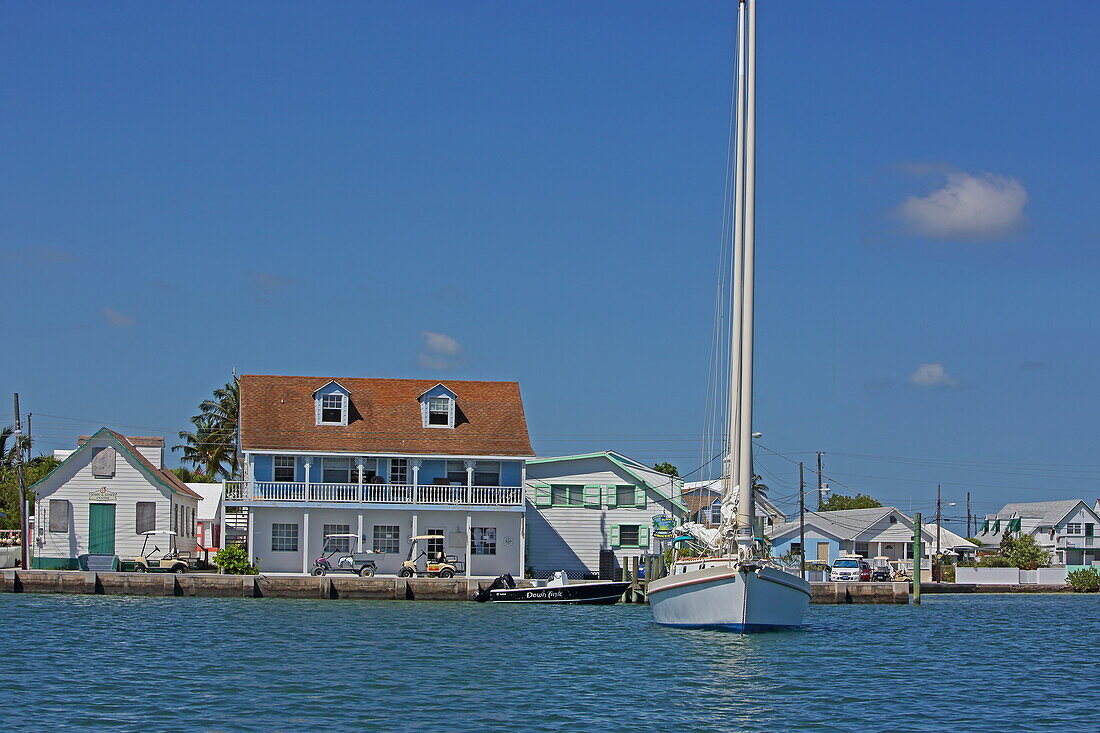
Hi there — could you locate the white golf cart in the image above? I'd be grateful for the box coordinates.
[311,534,378,577]
[120,530,189,573]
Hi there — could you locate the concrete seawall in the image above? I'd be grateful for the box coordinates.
[1,569,528,600]
[810,582,909,604]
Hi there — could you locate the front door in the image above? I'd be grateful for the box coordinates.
[89,503,116,555]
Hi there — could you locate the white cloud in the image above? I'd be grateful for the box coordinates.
[101,307,135,328]
[908,362,958,388]
[895,171,1027,241]
[418,331,464,370]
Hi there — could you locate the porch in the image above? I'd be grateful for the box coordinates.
[225,481,523,507]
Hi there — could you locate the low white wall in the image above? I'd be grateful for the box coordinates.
[1033,567,1068,585]
[0,547,19,568]
[955,567,1020,584]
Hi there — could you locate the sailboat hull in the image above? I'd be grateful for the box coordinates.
[648,563,811,632]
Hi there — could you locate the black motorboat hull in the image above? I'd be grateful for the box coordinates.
[487,581,630,604]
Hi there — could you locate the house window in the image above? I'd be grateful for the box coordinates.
[426,529,445,557]
[791,542,803,555]
[90,446,116,478]
[49,500,70,533]
[322,457,353,483]
[320,393,345,424]
[473,461,500,487]
[272,523,299,551]
[322,524,351,552]
[855,542,869,557]
[1066,523,1083,535]
[446,460,468,485]
[274,456,296,482]
[709,499,722,524]
[888,515,897,524]
[619,525,641,547]
[551,485,584,506]
[173,505,179,533]
[373,525,401,554]
[390,459,408,484]
[618,485,638,507]
[427,397,451,426]
[471,527,496,555]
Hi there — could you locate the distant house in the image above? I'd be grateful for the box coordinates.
[681,479,786,531]
[769,507,977,565]
[974,500,1100,567]
[230,374,533,576]
[524,451,688,578]
[32,429,201,569]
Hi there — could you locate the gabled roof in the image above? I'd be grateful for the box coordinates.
[34,428,201,500]
[311,380,351,396]
[772,507,903,541]
[680,479,785,521]
[992,500,1092,527]
[240,374,533,456]
[526,450,687,511]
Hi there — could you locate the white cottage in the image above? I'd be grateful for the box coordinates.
[32,429,201,569]
[524,451,688,578]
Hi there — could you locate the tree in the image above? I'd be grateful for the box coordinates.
[0,455,59,531]
[173,377,240,480]
[1002,533,1051,570]
[819,492,882,511]
[170,467,211,483]
[653,462,679,477]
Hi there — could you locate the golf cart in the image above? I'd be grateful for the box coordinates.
[311,534,377,577]
[398,535,465,578]
[120,530,189,573]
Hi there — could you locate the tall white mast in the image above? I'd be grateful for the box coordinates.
[724,0,748,527]
[734,0,758,553]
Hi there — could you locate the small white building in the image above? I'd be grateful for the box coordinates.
[524,451,689,578]
[32,429,201,569]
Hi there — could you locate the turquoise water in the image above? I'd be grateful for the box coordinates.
[1,593,1096,731]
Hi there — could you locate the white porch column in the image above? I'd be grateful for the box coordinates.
[465,513,473,578]
[412,513,418,540]
[356,457,365,502]
[411,459,422,503]
[246,508,254,564]
[518,512,526,577]
[302,511,310,574]
[357,512,364,553]
[303,457,313,501]
[464,460,476,504]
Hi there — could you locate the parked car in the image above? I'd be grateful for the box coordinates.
[859,561,872,582]
[870,565,892,582]
[829,557,863,582]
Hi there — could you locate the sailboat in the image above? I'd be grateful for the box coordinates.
[647,0,811,632]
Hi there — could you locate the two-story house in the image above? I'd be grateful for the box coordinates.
[975,499,1100,568]
[229,375,534,576]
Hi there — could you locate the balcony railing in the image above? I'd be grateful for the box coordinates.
[224,481,523,506]
[1056,536,1097,549]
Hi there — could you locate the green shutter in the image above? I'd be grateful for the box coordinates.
[603,485,617,507]
[610,525,620,547]
[583,485,601,507]
[634,486,646,508]
[533,484,551,507]
[638,525,650,548]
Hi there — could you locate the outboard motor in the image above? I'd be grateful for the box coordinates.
[473,573,517,602]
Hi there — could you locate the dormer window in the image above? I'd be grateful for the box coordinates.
[419,384,458,429]
[428,397,451,426]
[321,394,345,424]
[313,381,351,426]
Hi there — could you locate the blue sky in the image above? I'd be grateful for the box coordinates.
[3,1,1099,527]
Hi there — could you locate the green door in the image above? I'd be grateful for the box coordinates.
[89,503,116,555]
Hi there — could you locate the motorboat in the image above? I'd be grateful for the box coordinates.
[474,571,630,604]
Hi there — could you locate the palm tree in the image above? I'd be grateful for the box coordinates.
[0,426,31,467]
[173,377,240,479]
[170,467,210,483]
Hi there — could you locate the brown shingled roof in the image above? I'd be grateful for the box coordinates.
[240,374,534,456]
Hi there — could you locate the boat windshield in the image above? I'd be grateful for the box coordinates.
[833,559,859,568]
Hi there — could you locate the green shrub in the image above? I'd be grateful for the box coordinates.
[977,555,1013,568]
[212,545,259,575]
[1067,567,1100,593]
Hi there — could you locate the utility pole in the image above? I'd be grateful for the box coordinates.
[799,461,806,580]
[25,413,32,463]
[934,484,942,582]
[816,451,825,510]
[912,512,922,605]
[13,394,29,569]
[966,491,972,538]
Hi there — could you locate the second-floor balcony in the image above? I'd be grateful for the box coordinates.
[1057,536,1097,549]
[225,481,524,507]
